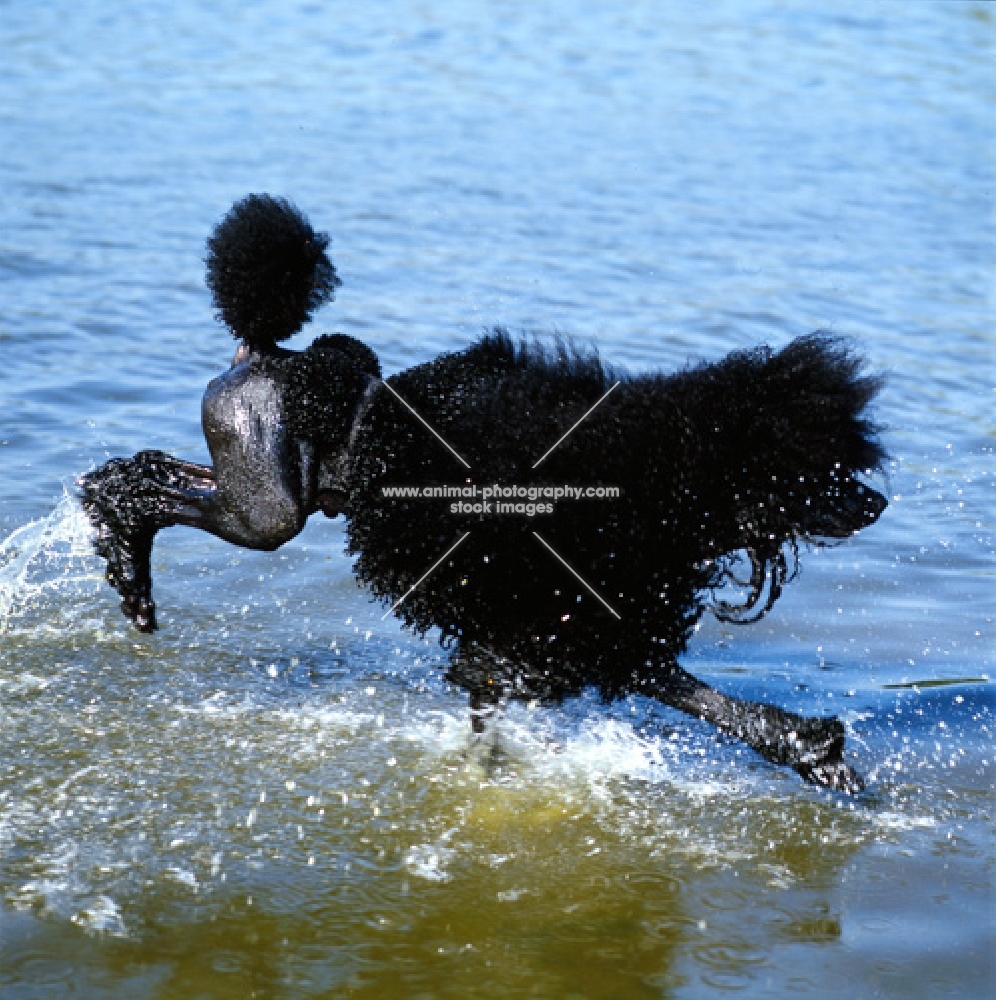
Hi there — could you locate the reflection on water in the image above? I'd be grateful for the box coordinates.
[1,0,993,996]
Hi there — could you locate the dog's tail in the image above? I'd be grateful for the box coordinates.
[675,333,887,621]
[205,194,341,349]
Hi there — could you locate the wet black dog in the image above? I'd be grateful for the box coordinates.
[80,194,887,792]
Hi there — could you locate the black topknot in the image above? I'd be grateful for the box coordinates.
[205,194,341,348]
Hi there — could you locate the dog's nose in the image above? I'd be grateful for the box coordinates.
[816,478,887,538]
[858,482,888,525]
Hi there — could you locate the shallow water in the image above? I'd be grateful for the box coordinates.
[1,1,993,997]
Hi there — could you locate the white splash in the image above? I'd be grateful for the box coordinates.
[404,841,456,882]
[71,895,128,937]
[0,491,97,623]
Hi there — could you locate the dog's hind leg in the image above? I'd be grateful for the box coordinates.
[469,692,496,736]
[451,692,504,777]
[637,663,863,793]
[444,644,511,776]
[445,642,509,734]
[80,437,316,631]
[79,451,216,632]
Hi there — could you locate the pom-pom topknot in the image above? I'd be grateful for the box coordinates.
[205,194,341,348]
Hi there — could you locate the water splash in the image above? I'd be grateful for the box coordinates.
[0,491,98,626]
[72,895,128,937]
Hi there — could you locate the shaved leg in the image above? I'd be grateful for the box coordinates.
[639,663,863,793]
[469,692,496,735]
[446,644,508,738]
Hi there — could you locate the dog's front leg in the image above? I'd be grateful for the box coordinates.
[639,663,864,793]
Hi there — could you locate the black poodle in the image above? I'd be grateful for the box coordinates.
[80,194,887,793]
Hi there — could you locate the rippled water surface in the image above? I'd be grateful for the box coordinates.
[1,2,993,997]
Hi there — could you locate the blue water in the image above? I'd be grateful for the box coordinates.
[1,2,993,997]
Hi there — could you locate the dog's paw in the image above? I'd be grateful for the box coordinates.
[777,715,864,794]
[120,592,157,633]
[801,758,865,794]
[790,717,864,794]
[79,459,161,633]
[96,528,157,632]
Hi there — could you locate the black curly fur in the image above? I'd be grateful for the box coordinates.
[79,450,208,631]
[205,194,341,347]
[344,330,887,706]
[337,330,886,792]
[79,198,889,794]
[256,335,381,449]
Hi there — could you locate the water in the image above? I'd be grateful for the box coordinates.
[1,1,993,996]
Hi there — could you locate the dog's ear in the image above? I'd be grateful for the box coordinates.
[309,334,381,379]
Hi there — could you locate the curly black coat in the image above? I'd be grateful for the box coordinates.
[344,332,886,706]
[79,195,888,792]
